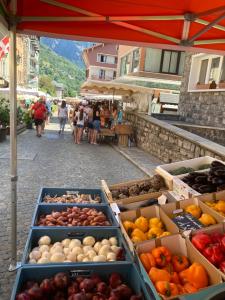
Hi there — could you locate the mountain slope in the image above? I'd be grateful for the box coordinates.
[39,44,85,97]
[40,37,92,67]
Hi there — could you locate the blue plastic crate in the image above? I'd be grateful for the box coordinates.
[31,203,118,227]
[37,187,108,204]
[22,227,133,265]
[11,263,154,300]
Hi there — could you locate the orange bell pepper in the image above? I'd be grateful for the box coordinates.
[149,267,171,283]
[170,271,180,284]
[183,283,198,294]
[179,262,208,289]
[151,246,172,267]
[122,220,136,236]
[139,253,156,272]
[155,281,179,297]
[172,255,189,272]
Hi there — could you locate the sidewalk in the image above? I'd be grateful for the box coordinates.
[112,145,162,176]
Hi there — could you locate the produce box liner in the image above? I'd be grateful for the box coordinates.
[38,187,107,204]
[135,233,222,300]
[155,156,222,190]
[188,222,225,280]
[32,203,118,227]
[119,205,179,253]
[22,227,132,265]
[160,198,224,232]
[101,177,167,207]
[10,263,151,300]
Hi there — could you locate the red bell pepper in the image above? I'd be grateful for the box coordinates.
[192,233,212,251]
[221,236,225,252]
[203,244,225,267]
[210,232,223,244]
[219,261,225,273]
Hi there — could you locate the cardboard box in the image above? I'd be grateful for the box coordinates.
[160,198,224,232]
[101,178,166,206]
[135,233,222,300]
[163,190,187,203]
[188,223,225,281]
[119,205,179,253]
[173,177,201,199]
[196,190,225,220]
[155,156,219,190]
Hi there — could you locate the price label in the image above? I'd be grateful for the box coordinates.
[172,213,203,231]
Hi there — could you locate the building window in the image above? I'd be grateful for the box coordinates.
[131,49,140,72]
[144,48,184,75]
[97,54,117,64]
[113,71,116,79]
[220,57,225,82]
[98,54,107,63]
[99,69,105,79]
[209,57,220,82]
[120,54,131,76]
[198,59,208,84]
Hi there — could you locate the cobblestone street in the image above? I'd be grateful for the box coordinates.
[0,120,144,299]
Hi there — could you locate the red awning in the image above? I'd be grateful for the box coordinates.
[6,1,225,53]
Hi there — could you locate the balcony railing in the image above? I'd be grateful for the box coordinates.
[90,75,115,81]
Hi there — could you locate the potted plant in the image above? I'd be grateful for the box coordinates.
[0,98,10,142]
[22,110,33,129]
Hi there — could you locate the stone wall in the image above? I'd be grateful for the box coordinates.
[125,111,225,163]
[174,123,225,147]
[178,53,225,127]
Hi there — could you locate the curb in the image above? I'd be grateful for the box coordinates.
[111,144,154,177]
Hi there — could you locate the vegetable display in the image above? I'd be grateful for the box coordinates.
[37,207,111,227]
[139,246,209,298]
[15,272,143,300]
[111,175,166,200]
[182,161,225,193]
[169,164,211,175]
[28,235,124,264]
[204,199,225,217]
[123,217,171,243]
[191,231,225,273]
[43,194,101,204]
[184,204,217,226]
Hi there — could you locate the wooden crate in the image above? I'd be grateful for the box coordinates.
[118,134,129,147]
[115,124,133,135]
[101,177,166,206]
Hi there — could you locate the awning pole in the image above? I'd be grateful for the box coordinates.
[8,0,18,272]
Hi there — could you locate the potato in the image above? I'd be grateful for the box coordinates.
[94,241,102,253]
[63,247,70,256]
[50,245,63,254]
[77,254,85,262]
[83,236,95,246]
[82,257,90,262]
[107,252,116,261]
[50,253,65,263]
[101,239,110,246]
[109,237,117,246]
[111,246,120,254]
[71,246,83,256]
[69,239,81,249]
[67,252,77,262]
[39,245,49,253]
[83,246,93,254]
[61,238,71,247]
[30,250,41,261]
[29,259,37,264]
[42,251,51,259]
[93,255,107,262]
[99,245,111,256]
[37,257,50,264]
[38,236,51,246]
[87,250,96,260]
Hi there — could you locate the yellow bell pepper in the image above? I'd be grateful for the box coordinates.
[160,231,171,238]
[185,204,202,219]
[214,200,225,213]
[134,216,149,233]
[147,227,163,239]
[198,213,217,226]
[205,201,216,208]
[131,228,147,242]
[122,221,136,236]
[149,217,163,229]
[131,236,144,243]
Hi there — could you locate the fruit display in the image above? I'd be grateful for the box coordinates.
[192,232,225,273]
[123,217,171,243]
[182,160,225,193]
[111,175,166,200]
[15,272,143,300]
[204,199,225,217]
[28,235,125,264]
[184,204,217,226]
[43,194,101,204]
[37,207,111,227]
[139,246,209,298]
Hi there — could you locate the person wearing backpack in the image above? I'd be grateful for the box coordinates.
[31,99,47,137]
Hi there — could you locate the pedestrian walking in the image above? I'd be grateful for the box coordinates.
[91,105,101,145]
[31,99,47,137]
[58,100,68,134]
[75,106,86,144]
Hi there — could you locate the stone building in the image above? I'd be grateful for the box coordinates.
[179,53,225,127]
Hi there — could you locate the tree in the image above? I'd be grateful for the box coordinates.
[39,75,56,96]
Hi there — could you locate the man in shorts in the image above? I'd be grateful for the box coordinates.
[31,99,47,137]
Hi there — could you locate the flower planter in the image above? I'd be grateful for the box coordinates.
[0,127,7,142]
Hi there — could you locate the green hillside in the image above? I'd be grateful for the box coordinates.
[39,44,85,97]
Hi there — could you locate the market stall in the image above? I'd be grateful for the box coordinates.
[11,156,225,299]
